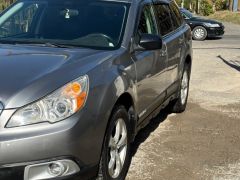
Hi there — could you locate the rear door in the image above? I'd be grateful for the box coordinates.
[153,1,184,96]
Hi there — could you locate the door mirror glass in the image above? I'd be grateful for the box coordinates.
[136,33,163,51]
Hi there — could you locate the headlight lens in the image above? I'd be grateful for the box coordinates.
[7,75,89,128]
[204,23,220,28]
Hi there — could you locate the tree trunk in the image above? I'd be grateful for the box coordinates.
[196,0,199,13]
[181,0,185,8]
[229,0,233,11]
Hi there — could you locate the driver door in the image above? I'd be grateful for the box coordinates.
[131,3,168,121]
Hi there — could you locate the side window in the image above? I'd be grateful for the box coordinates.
[137,5,158,35]
[169,2,183,29]
[154,4,173,36]
[0,4,39,37]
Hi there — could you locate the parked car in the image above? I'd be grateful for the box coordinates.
[0,0,192,180]
[180,8,225,40]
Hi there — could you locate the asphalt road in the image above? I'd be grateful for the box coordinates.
[127,22,240,180]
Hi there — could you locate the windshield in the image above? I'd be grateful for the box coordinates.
[181,9,196,19]
[0,0,128,49]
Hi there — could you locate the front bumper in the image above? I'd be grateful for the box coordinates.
[207,26,225,37]
[0,108,105,180]
[0,160,98,180]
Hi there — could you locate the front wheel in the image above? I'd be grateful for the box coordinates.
[98,106,131,180]
[192,26,207,41]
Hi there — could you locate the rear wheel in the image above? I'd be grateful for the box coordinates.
[98,106,131,180]
[192,26,207,41]
[169,64,190,113]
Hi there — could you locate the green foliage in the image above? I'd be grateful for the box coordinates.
[209,10,240,25]
[175,0,194,9]
[184,0,194,9]
[200,0,214,16]
[175,0,182,6]
[0,0,16,11]
[215,0,228,10]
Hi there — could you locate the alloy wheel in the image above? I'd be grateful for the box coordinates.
[194,28,205,39]
[108,118,128,178]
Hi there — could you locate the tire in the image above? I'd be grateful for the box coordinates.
[98,106,131,180]
[169,64,190,113]
[192,26,207,41]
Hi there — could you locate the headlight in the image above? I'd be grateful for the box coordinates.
[204,23,220,28]
[7,75,89,128]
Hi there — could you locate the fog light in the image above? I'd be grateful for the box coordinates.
[24,159,80,180]
[48,162,65,176]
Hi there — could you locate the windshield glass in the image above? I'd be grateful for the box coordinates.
[0,0,128,49]
[181,9,196,19]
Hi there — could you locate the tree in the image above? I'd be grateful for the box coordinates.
[200,0,214,15]
[229,0,233,11]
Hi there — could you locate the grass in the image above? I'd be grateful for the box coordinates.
[209,11,240,25]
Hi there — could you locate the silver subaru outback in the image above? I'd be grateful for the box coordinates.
[0,0,192,179]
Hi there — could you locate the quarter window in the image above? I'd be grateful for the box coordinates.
[154,4,173,36]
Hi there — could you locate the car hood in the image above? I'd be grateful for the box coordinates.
[190,16,222,25]
[0,44,115,109]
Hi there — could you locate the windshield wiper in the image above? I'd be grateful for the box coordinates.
[19,42,77,48]
[0,39,77,48]
[41,42,75,48]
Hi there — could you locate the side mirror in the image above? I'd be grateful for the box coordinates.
[135,34,163,51]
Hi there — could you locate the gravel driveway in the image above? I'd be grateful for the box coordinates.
[127,22,240,180]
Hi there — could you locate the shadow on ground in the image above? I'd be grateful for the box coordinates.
[207,37,222,41]
[193,47,240,50]
[217,55,240,72]
[131,108,170,157]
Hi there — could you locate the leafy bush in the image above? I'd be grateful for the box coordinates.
[0,0,16,11]
[209,10,240,25]
[200,0,214,16]
[175,0,182,6]
[215,0,228,10]
[175,0,195,10]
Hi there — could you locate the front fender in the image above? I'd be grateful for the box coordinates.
[83,52,137,164]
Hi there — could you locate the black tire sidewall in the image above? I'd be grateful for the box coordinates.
[193,26,207,41]
[100,106,131,180]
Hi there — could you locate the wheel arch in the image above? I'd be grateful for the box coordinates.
[111,92,137,142]
[179,52,192,82]
[185,54,192,67]
[192,23,207,30]
[95,67,138,166]
[184,54,192,73]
